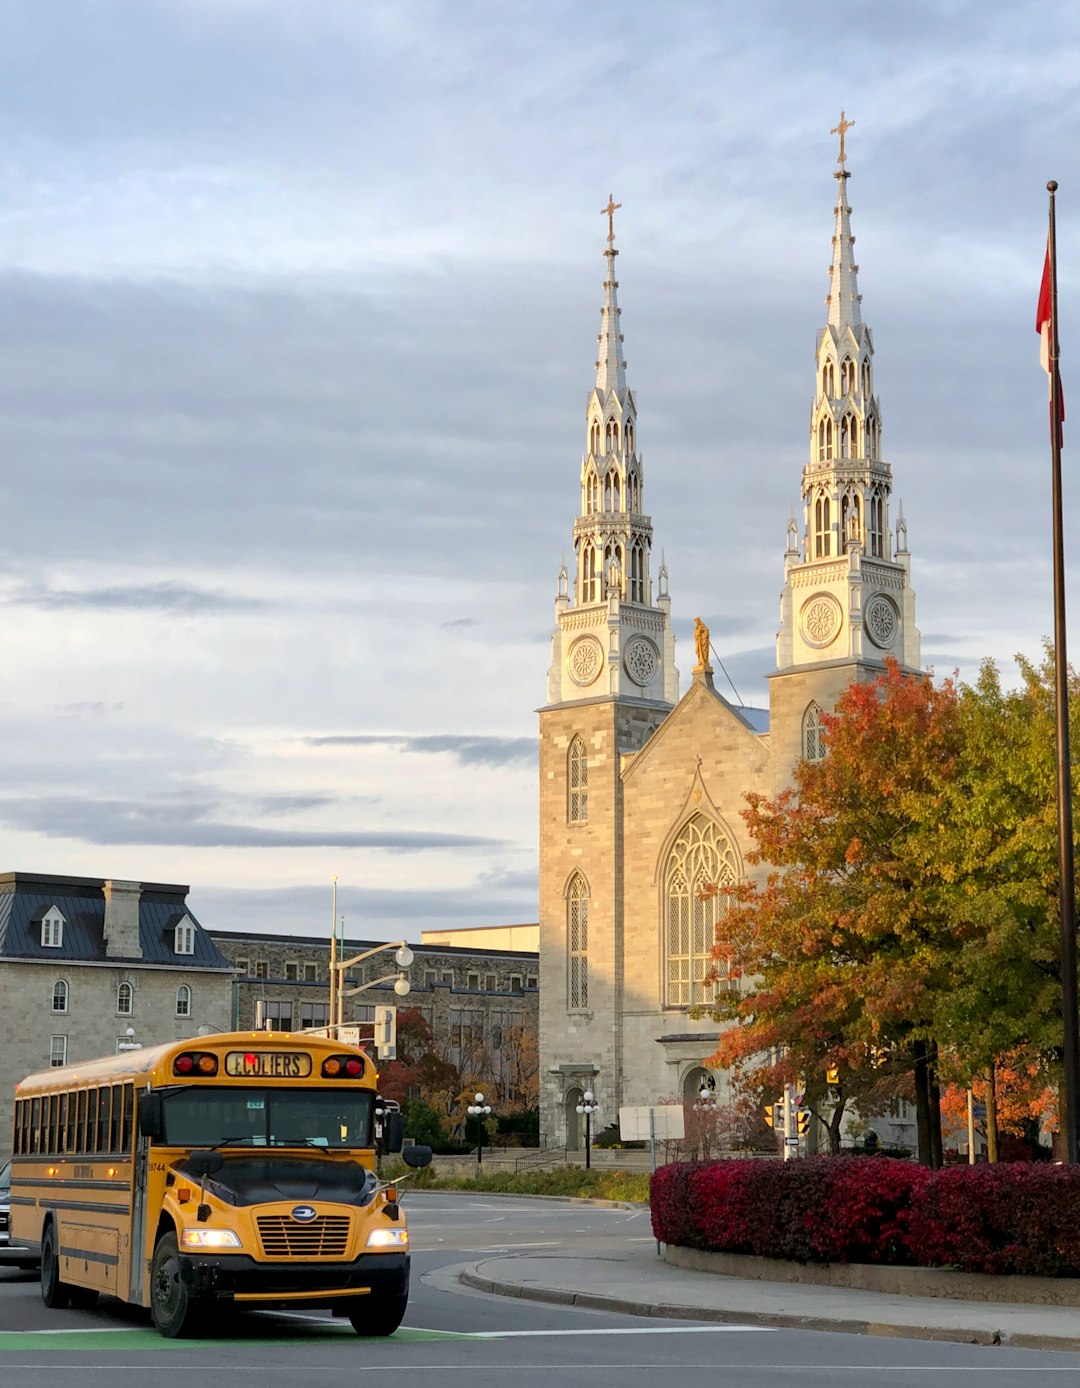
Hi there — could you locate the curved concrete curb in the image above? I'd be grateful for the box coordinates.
[456,1267,1080,1354]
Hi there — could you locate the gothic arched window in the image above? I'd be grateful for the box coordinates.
[814,494,831,558]
[589,420,601,456]
[862,358,872,397]
[604,469,621,512]
[567,873,589,1010]
[568,736,588,823]
[627,468,640,512]
[664,816,737,1008]
[840,356,854,395]
[803,702,827,761]
[868,489,884,557]
[626,421,635,455]
[822,360,835,397]
[606,418,619,452]
[840,492,861,547]
[817,416,834,462]
[581,543,598,603]
[630,542,645,603]
[584,468,598,514]
[840,414,858,459]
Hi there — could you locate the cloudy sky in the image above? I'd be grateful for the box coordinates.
[0,0,1076,940]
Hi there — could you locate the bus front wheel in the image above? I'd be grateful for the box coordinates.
[348,1292,408,1337]
[40,1227,71,1309]
[150,1233,203,1338]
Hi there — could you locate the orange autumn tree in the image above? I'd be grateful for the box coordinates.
[703,660,964,1165]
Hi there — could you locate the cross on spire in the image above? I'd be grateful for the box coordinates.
[831,110,855,167]
[602,193,622,247]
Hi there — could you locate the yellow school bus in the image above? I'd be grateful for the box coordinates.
[9,1031,431,1338]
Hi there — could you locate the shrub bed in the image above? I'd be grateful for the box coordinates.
[390,1163,650,1203]
[651,1158,1080,1277]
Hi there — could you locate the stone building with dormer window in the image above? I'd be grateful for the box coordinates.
[0,871,233,1156]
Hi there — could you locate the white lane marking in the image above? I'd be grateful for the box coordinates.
[468,1325,775,1337]
[16,1327,131,1335]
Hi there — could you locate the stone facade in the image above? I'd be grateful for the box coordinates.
[0,873,233,1159]
[538,149,920,1155]
[211,930,539,1110]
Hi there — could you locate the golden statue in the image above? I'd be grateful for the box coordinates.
[693,616,712,673]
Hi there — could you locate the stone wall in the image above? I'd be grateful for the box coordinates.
[0,959,231,1158]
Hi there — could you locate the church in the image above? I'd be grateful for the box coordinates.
[537,125,922,1148]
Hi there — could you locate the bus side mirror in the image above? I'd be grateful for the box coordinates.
[138,1092,164,1141]
[402,1145,432,1169]
[188,1151,225,1178]
[381,1111,404,1154]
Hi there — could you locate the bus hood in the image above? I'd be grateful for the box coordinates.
[177,1154,378,1208]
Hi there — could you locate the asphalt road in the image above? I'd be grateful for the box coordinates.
[2,1193,1080,1386]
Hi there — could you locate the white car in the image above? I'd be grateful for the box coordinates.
[0,1160,38,1269]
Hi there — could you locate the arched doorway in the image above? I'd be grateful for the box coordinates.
[683,1067,716,1105]
[565,1087,584,1150]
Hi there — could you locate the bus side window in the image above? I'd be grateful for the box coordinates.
[13,1099,22,1155]
[66,1091,77,1153]
[86,1091,98,1154]
[111,1086,123,1153]
[46,1094,57,1153]
[121,1084,134,1152]
[75,1091,87,1154]
[57,1094,67,1153]
[97,1088,111,1152]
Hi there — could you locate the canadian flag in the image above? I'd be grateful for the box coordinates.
[1037,237,1065,443]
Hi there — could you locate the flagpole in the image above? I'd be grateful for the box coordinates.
[1047,179,1080,1164]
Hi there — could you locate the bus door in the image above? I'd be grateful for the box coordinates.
[128,1119,150,1304]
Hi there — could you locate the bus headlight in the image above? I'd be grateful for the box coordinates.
[366,1228,409,1249]
[180,1228,243,1249]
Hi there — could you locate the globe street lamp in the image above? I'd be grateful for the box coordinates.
[693,1077,718,1160]
[575,1091,601,1170]
[467,1092,492,1169]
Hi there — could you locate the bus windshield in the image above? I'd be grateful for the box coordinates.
[159,1087,374,1149]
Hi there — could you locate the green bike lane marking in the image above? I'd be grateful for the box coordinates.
[0,1326,470,1351]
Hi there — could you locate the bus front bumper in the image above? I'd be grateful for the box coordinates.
[178,1251,409,1306]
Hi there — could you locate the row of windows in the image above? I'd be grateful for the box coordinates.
[821,355,871,400]
[14,1082,136,1156]
[583,464,642,515]
[38,907,195,955]
[256,1000,332,1031]
[48,980,192,1018]
[579,538,647,604]
[588,417,635,457]
[812,487,886,559]
[233,960,320,981]
[816,412,880,462]
[447,1006,525,1078]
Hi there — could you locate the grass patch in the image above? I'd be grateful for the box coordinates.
[401,1164,650,1203]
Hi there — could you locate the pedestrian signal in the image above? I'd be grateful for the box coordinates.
[797,1110,811,1135]
[826,1067,839,1086]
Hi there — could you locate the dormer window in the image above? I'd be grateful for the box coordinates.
[174,917,196,955]
[41,907,65,949]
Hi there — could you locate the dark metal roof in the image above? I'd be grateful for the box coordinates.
[0,873,231,969]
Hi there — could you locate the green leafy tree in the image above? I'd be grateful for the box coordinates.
[705,659,963,1164]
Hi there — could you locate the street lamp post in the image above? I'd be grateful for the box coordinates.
[332,942,414,1032]
[694,1080,717,1161]
[467,1092,492,1169]
[575,1091,601,1170]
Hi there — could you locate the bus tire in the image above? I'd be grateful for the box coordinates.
[150,1233,202,1338]
[348,1293,408,1337]
[40,1226,71,1309]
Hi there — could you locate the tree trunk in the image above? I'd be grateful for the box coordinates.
[827,1095,846,1155]
[913,1040,934,1166]
[929,1041,944,1170]
[986,1062,1000,1163]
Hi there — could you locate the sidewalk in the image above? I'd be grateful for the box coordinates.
[458,1241,1080,1353]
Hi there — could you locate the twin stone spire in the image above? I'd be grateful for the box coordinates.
[547,124,920,714]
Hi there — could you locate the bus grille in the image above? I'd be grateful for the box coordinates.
[256,1214,351,1258]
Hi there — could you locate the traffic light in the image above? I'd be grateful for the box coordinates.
[826,1067,839,1086]
[373,1005,397,1059]
[797,1109,811,1135]
[763,1104,774,1129]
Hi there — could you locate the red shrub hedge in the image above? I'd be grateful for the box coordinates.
[651,1157,1080,1277]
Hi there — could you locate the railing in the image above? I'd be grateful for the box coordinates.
[513,1146,568,1173]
